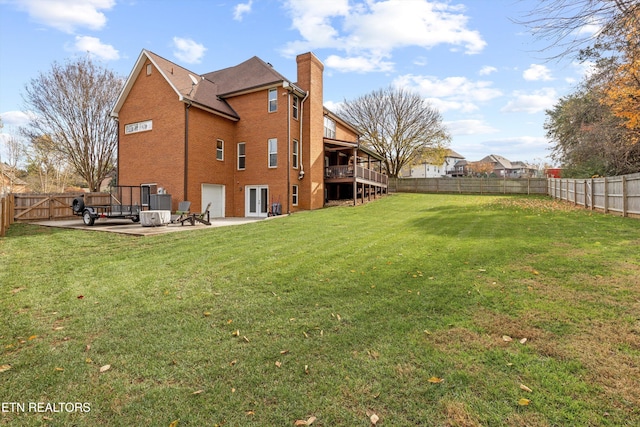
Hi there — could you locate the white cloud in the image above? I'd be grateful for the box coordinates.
[523,64,553,81]
[445,119,499,136]
[0,111,32,128]
[324,100,343,112]
[393,74,502,112]
[572,60,597,80]
[172,37,207,64]
[479,65,497,76]
[501,88,558,114]
[233,0,253,21]
[13,0,115,33]
[282,0,486,71]
[325,54,394,73]
[73,36,119,60]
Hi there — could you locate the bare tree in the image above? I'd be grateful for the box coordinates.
[21,56,122,191]
[339,87,450,177]
[25,134,74,193]
[516,0,639,61]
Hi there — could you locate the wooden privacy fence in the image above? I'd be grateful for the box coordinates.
[12,193,82,222]
[1,194,13,237]
[548,173,640,218]
[389,177,548,195]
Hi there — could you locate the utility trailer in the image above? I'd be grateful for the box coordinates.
[71,186,148,226]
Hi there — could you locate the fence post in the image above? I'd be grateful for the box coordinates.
[604,177,608,213]
[590,178,594,210]
[1,196,5,237]
[622,175,628,217]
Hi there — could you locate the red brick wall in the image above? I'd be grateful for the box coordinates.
[119,52,340,216]
[118,60,186,210]
[296,52,325,210]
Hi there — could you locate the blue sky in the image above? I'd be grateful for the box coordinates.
[0,0,595,165]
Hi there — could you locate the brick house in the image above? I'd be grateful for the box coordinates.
[111,50,387,217]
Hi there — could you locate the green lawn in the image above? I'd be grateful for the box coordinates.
[1,194,639,426]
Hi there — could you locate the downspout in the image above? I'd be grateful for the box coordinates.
[286,89,291,215]
[298,91,309,180]
[184,101,191,203]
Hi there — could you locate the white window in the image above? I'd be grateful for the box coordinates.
[292,139,299,169]
[238,142,246,170]
[268,88,277,112]
[146,63,152,75]
[292,95,299,120]
[292,185,298,206]
[268,138,277,168]
[216,139,224,161]
[324,116,336,139]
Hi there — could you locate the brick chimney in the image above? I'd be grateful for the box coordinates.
[296,52,325,209]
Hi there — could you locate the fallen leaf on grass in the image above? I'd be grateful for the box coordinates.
[77,295,84,299]
[28,335,37,340]
[242,336,250,343]
[55,367,64,371]
[169,419,179,427]
[203,312,211,317]
[518,398,531,406]
[192,390,204,395]
[280,349,289,355]
[11,287,26,294]
[428,377,444,383]
[229,359,237,366]
[275,361,282,368]
[502,335,513,342]
[99,364,111,373]
[294,416,317,425]
[366,410,380,425]
[232,330,240,337]
[519,338,528,344]
[246,410,255,416]
[520,384,532,393]
[0,364,12,373]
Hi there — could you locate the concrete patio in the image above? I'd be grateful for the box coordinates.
[35,217,266,236]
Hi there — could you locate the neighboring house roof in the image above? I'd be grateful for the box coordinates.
[445,149,465,159]
[480,154,513,170]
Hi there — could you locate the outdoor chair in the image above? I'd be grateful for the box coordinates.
[179,202,211,226]
[171,201,191,223]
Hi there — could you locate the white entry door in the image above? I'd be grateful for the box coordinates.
[202,184,225,218]
[246,186,269,217]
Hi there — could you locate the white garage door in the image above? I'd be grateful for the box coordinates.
[202,184,225,218]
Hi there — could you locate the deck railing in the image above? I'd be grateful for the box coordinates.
[325,165,388,186]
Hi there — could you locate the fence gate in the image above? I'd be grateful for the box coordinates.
[13,193,80,221]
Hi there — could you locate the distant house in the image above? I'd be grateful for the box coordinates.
[476,154,537,178]
[401,149,466,178]
[111,50,387,217]
[1,164,28,196]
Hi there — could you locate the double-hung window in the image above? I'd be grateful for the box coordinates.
[292,95,299,119]
[238,142,246,170]
[324,116,336,139]
[268,88,277,112]
[268,138,278,168]
[216,139,224,161]
[292,140,299,169]
[292,185,298,206]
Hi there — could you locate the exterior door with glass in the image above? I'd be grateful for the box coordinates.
[246,186,269,217]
